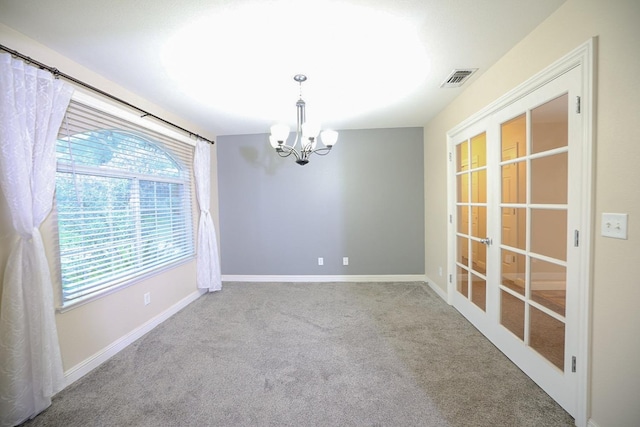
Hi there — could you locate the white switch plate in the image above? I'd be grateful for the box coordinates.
[601,213,628,239]
[144,292,151,305]
[343,257,349,266]
[318,257,324,266]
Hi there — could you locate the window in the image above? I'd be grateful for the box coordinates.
[55,99,195,306]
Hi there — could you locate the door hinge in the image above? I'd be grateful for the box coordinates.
[572,356,577,373]
[576,96,581,114]
[449,214,453,223]
[449,152,452,161]
[449,274,452,283]
[574,230,580,247]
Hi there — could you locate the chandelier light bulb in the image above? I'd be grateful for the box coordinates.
[302,122,320,139]
[270,124,290,142]
[269,135,280,148]
[320,130,338,147]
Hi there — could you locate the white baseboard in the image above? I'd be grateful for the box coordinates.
[587,419,600,427]
[63,288,205,387]
[221,274,427,283]
[424,275,448,301]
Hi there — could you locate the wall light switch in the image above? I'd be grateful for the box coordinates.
[601,213,628,240]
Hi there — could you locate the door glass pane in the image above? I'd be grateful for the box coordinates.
[531,94,568,154]
[501,249,525,295]
[470,132,487,167]
[472,239,486,274]
[501,114,527,161]
[457,236,469,266]
[470,170,486,203]
[470,206,486,238]
[500,290,524,340]
[471,273,486,311]
[471,238,479,271]
[531,209,567,261]
[531,153,568,204]
[457,140,469,172]
[531,258,566,316]
[457,266,468,297]
[457,205,469,234]
[501,161,526,203]
[457,174,468,202]
[530,306,565,371]
[501,208,526,250]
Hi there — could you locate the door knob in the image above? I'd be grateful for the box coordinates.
[480,237,492,246]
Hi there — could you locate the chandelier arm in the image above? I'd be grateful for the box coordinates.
[276,149,295,158]
[311,147,333,156]
[276,144,302,161]
[301,149,312,162]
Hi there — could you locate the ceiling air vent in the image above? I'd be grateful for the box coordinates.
[440,68,478,88]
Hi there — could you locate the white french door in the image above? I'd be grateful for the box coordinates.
[449,63,587,418]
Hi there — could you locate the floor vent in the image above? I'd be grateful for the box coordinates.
[440,68,478,88]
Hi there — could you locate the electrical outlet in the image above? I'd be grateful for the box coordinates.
[343,257,349,266]
[318,257,324,266]
[144,292,151,305]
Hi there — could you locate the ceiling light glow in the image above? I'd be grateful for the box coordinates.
[162,0,430,128]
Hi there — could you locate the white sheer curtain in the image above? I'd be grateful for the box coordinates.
[194,139,222,292]
[0,53,73,426]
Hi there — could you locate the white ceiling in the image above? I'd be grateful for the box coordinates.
[0,0,565,139]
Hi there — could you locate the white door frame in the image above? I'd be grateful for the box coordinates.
[446,39,595,427]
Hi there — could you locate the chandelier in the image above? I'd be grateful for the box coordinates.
[269,74,338,165]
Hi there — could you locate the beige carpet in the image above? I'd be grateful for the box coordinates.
[23,282,574,426]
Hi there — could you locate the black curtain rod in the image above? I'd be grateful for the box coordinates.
[0,44,214,145]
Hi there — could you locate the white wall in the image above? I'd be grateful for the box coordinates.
[0,23,220,374]
[423,1,640,426]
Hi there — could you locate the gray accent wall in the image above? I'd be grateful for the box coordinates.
[217,127,424,276]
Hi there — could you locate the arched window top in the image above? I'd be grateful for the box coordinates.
[57,129,183,178]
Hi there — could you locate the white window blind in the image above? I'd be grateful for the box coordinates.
[55,99,195,305]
